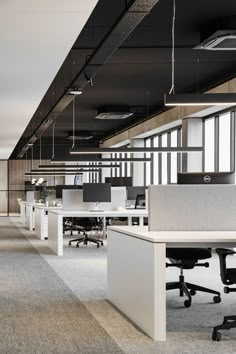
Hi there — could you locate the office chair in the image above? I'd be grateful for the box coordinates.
[212,248,236,341]
[166,248,221,308]
[135,194,146,209]
[68,217,104,248]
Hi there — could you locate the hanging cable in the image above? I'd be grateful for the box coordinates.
[31,146,34,170]
[72,97,75,149]
[39,136,42,165]
[52,119,55,159]
[169,0,176,94]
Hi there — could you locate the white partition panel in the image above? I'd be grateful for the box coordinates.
[149,185,236,231]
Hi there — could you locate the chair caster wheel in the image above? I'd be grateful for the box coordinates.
[68,242,71,246]
[212,330,221,341]
[190,290,196,296]
[224,287,230,294]
[101,241,104,246]
[184,300,191,308]
[213,296,221,304]
[97,244,100,248]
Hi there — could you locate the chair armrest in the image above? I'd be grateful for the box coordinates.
[216,248,236,257]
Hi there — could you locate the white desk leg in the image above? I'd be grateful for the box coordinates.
[139,216,144,226]
[108,230,166,341]
[128,216,132,226]
[48,213,63,256]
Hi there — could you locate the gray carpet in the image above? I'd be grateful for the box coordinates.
[0,218,124,354]
[13,218,236,354]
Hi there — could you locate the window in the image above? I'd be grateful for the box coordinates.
[161,134,167,185]
[145,138,151,186]
[219,113,231,172]
[153,136,159,184]
[144,126,181,186]
[170,130,177,183]
[204,118,215,172]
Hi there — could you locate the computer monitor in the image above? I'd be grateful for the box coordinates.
[105,177,132,187]
[83,183,111,203]
[127,186,146,200]
[177,172,235,184]
[56,185,82,198]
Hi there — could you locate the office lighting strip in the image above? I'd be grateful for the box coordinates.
[50,157,152,163]
[70,146,203,154]
[164,93,236,106]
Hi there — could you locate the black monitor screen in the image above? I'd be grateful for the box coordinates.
[127,186,146,200]
[83,183,111,202]
[177,172,235,184]
[105,177,132,186]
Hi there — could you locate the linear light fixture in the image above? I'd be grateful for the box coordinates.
[38,164,120,169]
[30,169,103,173]
[50,157,152,163]
[70,147,203,155]
[25,170,99,177]
[164,93,236,106]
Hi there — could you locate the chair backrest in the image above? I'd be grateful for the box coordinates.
[215,248,234,285]
[135,194,145,209]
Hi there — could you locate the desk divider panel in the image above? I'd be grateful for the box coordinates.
[149,185,236,231]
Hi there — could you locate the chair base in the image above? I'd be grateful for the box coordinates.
[167,275,221,307]
[68,235,103,248]
[212,316,236,341]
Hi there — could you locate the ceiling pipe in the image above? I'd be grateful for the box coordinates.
[15,0,160,159]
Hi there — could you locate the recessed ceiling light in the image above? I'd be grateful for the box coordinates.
[69,88,83,95]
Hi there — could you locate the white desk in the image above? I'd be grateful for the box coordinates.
[20,201,27,225]
[47,209,148,256]
[25,202,35,231]
[34,205,62,240]
[107,226,236,342]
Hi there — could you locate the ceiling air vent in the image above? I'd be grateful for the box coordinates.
[95,106,133,120]
[195,30,236,50]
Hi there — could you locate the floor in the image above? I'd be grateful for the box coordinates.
[11,217,236,353]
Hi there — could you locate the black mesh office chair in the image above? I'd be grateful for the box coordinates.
[135,194,145,209]
[212,248,236,341]
[166,248,221,308]
[68,217,103,248]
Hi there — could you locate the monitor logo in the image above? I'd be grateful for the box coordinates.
[204,175,211,183]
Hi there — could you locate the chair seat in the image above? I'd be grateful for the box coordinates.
[166,248,212,261]
[226,268,236,283]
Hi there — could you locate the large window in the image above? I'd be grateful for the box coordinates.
[204,118,215,172]
[219,113,231,172]
[145,127,182,186]
[204,110,234,173]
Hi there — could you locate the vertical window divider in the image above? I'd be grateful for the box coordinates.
[167,132,171,184]
[214,116,219,172]
[230,110,235,172]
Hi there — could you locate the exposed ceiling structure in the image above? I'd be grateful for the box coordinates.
[9,0,236,161]
[0,0,98,159]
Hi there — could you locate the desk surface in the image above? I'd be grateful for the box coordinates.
[108,225,236,244]
[47,209,148,217]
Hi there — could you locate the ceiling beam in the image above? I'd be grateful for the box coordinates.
[16,0,160,159]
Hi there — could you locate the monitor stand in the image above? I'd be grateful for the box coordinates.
[90,202,104,212]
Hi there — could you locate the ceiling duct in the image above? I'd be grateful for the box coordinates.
[15,0,160,159]
[195,16,236,50]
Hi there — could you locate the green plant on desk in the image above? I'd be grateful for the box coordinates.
[40,187,54,204]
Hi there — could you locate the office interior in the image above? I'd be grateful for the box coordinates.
[2,0,236,352]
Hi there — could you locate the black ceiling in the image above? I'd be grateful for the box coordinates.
[11,0,236,160]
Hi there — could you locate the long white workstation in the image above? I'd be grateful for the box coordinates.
[107,225,236,341]
[34,205,62,240]
[47,209,148,256]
